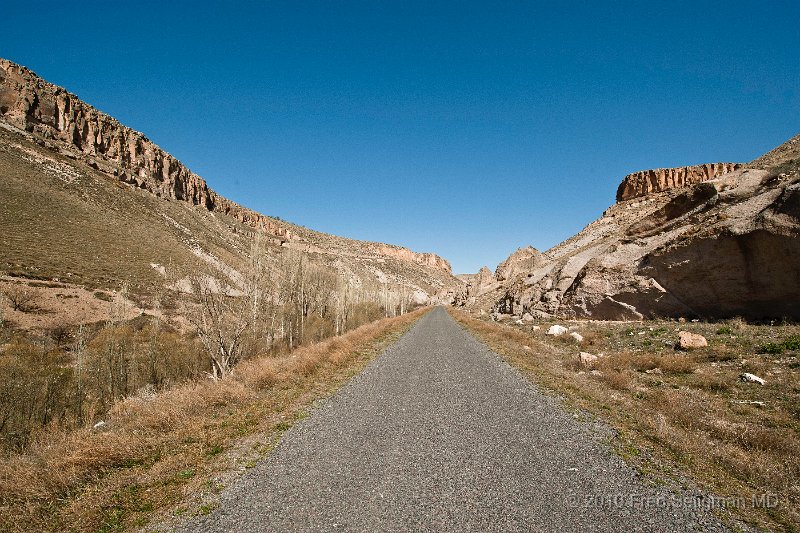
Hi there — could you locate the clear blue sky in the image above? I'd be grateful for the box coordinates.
[3,1,799,273]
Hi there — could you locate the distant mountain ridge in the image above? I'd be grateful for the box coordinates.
[0,58,451,273]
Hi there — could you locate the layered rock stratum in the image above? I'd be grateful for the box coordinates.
[0,58,459,307]
[0,58,451,275]
[459,134,800,320]
[616,163,742,202]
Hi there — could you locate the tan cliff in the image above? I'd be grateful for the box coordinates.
[616,162,742,202]
[372,244,452,272]
[463,134,800,321]
[0,58,452,274]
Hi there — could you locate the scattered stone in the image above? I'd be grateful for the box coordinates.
[93,421,107,430]
[739,373,765,385]
[579,352,598,367]
[515,319,524,325]
[645,368,663,375]
[732,399,766,407]
[531,325,541,331]
[546,325,568,336]
[522,313,534,322]
[569,331,584,342]
[590,369,603,376]
[677,331,708,350]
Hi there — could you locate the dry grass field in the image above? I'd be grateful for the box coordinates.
[0,307,429,532]
[450,308,800,532]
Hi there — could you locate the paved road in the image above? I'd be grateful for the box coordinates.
[183,307,726,532]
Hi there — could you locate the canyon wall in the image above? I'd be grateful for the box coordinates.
[0,58,451,273]
[616,162,741,202]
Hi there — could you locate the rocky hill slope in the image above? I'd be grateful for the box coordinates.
[464,134,800,320]
[0,58,460,326]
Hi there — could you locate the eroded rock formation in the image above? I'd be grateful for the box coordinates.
[477,134,800,321]
[616,162,742,202]
[0,58,452,274]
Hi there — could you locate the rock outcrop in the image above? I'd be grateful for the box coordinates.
[474,133,800,321]
[0,58,452,275]
[495,246,542,281]
[0,58,295,242]
[372,244,452,272]
[616,162,742,202]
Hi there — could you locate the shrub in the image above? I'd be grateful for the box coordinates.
[759,336,800,354]
[3,285,41,312]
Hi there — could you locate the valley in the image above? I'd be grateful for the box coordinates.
[0,55,798,532]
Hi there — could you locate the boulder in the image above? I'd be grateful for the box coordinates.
[579,352,598,367]
[546,325,568,336]
[677,331,708,350]
[569,332,584,342]
[739,373,765,385]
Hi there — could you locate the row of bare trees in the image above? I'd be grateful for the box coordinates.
[0,239,422,451]
[187,239,421,379]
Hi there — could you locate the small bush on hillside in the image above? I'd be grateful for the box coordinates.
[3,285,41,312]
[759,335,800,354]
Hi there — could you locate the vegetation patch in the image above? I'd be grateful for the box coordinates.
[449,309,800,532]
[0,307,429,532]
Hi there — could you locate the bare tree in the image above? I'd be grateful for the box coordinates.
[187,275,251,380]
[4,285,41,312]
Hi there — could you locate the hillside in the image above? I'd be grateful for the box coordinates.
[461,133,800,320]
[0,58,461,329]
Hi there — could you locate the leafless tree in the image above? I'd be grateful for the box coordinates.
[187,274,251,380]
[4,285,41,312]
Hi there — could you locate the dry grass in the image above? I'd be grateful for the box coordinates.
[450,308,800,532]
[0,307,429,532]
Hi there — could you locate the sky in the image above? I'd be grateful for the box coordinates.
[2,1,799,274]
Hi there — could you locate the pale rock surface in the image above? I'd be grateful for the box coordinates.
[569,331,584,342]
[462,133,800,321]
[677,331,708,350]
[740,373,766,385]
[547,325,568,336]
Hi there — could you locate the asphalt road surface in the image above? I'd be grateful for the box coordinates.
[183,307,726,532]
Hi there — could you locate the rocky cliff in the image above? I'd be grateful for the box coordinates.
[471,134,800,321]
[495,246,542,281]
[616,162,742,202]
[0,58,452,274]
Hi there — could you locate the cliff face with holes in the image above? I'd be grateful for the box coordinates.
[0,58,453,273]
[616,162,742,202]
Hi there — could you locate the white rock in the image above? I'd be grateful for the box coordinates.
[531,325,541,331]
[579,352,598,367]
[515,319,524,325]
[569,332,584,342]
[522,313,534,322]
[93,421,107,430]
[547,325,568,336]
[739,373,765,385]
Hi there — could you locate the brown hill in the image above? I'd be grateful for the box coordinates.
[0,58,460,328]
